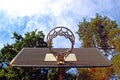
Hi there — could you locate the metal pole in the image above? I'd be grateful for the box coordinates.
[58,68,64,80]
[57,54,65,80]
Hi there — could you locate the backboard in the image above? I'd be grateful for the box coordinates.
[10,26,111,68]
[10,48,111,68]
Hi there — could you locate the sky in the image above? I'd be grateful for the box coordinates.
[0,0,120,49]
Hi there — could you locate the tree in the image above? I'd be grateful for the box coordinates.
[47,68,58,80]
[108,28,120,52]
[77,68,92,80]
[0,30,48,80]
[77,13,119,56]
[111,53,120,75]
[77,14,120,79]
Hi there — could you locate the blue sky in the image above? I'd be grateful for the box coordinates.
[0,0,120,49]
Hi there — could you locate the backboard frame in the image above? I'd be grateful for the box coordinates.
[10,48,111,68]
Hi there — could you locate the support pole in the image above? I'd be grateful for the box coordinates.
[58,68,64,80]
[57,54,65,80]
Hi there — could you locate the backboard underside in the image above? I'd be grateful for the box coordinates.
[10,48,111,68]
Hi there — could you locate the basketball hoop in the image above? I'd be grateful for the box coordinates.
[46,26,75,64]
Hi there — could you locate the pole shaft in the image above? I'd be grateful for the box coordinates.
[58,68,64,80]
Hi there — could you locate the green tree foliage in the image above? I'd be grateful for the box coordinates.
[111,53,120,75]
[12,29,47,51]
[47,68,58,80]
[0,30,48,80]
[108,28,120,52]
[77,68,92,80]
[89,68,113,80]
[77,14,120,79]
[77,13,119,56]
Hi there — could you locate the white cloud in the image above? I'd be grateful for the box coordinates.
[0,0,51,16]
